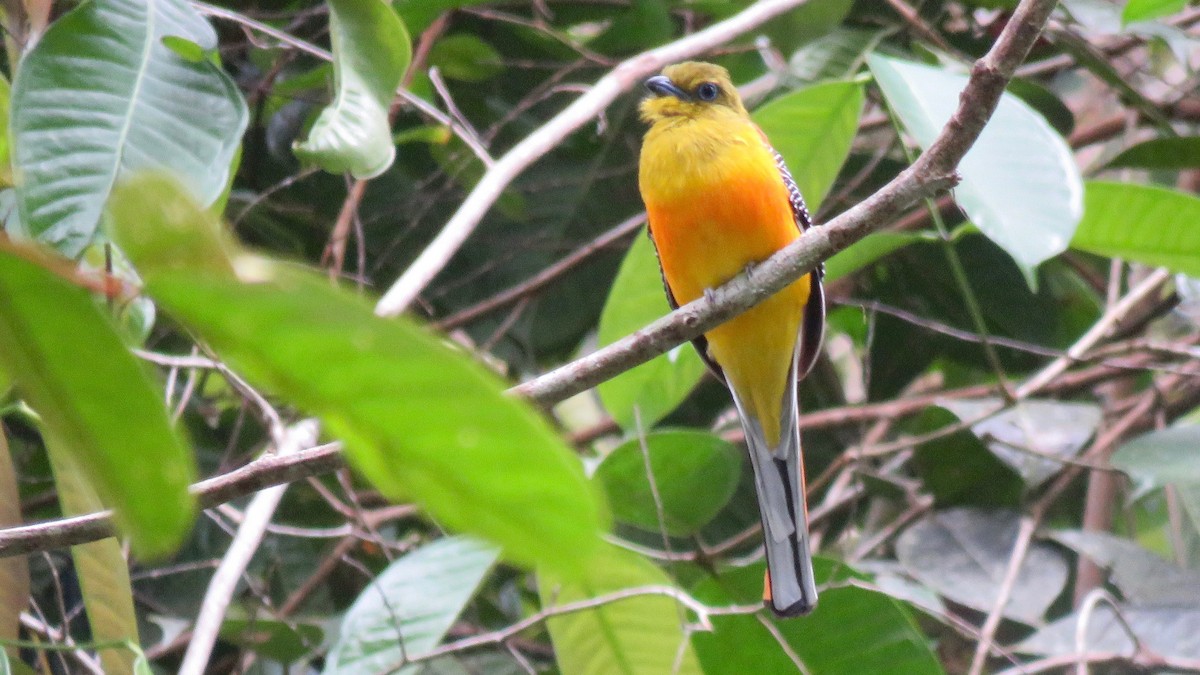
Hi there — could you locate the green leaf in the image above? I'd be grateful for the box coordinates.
[788,28,884,84]
[324,536,499,674]
[0,430,28,666]
[938,398,1102,488]
[1104,136,1200,170]
[0,243,195,558]
[1122,0,1186,25]
[595,430,741,536]
[45,434,140,675]
[218,617,323,662]
[539,544,702,675]
[868,54,1083,283]
[107,173,607,577]
[753,80,865,214]
[1050,529,1200,604]
[1071,181,1200,275]
[1018,604,1200,660]
[293,0,411,178]
[10,0,247,257]
[692,560,943,675]
[896,508,1068,624]
[824,231,927,282]
[1006,78,1075,137]
[596,232,708,430]
[427,34,502,82]
[1112,425,1200,484]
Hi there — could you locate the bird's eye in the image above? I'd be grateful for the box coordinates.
[696,82,719,101]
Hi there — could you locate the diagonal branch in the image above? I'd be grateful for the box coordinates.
[373,0,818,316]
[510,0,1061,407]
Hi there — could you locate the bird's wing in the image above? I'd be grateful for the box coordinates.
[769,145,825,380]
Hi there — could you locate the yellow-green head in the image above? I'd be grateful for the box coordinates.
[639,61,748,124]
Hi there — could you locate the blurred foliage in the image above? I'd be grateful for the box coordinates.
[1,0,1200,673]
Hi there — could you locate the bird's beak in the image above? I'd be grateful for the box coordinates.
[644,75,689,100]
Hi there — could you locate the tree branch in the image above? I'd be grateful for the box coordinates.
[510,0,1057,407]
[373,0,819,316]
[0,441,344,558]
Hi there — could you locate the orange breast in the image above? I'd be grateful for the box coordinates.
[639,117,810,445]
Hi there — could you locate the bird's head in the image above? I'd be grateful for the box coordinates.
[639,62,747,124]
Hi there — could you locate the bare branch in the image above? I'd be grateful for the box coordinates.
[373,0,821,316]
[178,420,320,675]
[510,0,1059,407]
[0,441,344,558]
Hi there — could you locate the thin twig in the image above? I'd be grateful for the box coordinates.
[377,585,763,673]
[178,420,320,675]
[0,441,344,558]
[967,515,1038,675]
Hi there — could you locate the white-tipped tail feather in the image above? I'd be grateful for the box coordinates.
[731,346,818,616]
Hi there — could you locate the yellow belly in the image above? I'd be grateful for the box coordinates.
[639,117,810,445]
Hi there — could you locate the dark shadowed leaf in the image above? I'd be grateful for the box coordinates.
[868,54,1083,282]
[324,537,499,674]
[293,0,410,178]
[0,431,28,665]
[1017,605,1200,659]
[692,560,943,675]
[825,231,929,282]
[1112,425,1200,484]
[595,430,741,536]
[896,508,1068,623]
[1105,136,1200,170]
[939,398,1101,488]
[1071,181,1200,276]
[10,0,246,257]
[1050,529,1200,604]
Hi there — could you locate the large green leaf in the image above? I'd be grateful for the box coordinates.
[324,536,499,674]
[107,173,607,577]
[753,80,865,214]
[594,430,741,536]
[10,0,247,257]
[0,243,195,558]
[692,560,943,675]
[596,231,708,431]
[1071,181,1200,276]
[293,0,410,178]
[539,544,701,675]
[45,434,140,675]
[868,54,1083,282]
[1104,136,1200,170]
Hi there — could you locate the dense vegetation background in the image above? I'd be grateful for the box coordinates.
[1,0,1199,672]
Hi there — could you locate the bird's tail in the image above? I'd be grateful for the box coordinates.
[731,352,817,617]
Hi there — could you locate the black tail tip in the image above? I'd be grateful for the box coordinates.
[767,597,816,618]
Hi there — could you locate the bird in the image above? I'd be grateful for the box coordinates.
[637,61,825,617]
